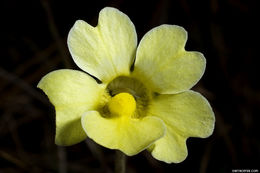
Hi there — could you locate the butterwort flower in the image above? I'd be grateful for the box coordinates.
[38,7,215,163]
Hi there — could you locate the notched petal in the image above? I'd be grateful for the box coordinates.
[133,25,206,94]
[147,90,215,163]
[149,129,188,163]
[68,7,137,83]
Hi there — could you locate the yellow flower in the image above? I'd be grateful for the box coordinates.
[38,7,215,163]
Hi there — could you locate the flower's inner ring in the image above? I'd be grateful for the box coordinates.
[104,76,151,118]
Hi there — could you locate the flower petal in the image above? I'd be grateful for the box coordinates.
[68,7,137,83]
[37,69,106,146]
[148,128,188,163]
[133,25,206,94]
[147,90,215,163]
[81,111,166,156]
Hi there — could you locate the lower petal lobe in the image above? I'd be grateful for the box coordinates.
[38,69,106,146]
[147,90,215,163]
[81,111,165,156]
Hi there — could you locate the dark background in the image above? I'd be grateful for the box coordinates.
[0,0,259,172]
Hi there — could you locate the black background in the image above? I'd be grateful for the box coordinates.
[0,0,259,172]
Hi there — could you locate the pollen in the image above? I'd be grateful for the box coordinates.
[108,92,136,117]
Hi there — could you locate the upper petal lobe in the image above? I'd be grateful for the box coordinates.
[133,25,206,94]
[68,7,137,83]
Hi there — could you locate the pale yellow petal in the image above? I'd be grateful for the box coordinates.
[133,25,205,94]
[37,69,106,145]
[149,128,188,163]
[68,7,137,83]
[81,111,166,156]
[148,90,215,163]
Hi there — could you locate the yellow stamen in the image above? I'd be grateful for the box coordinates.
[108,92,136,117]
